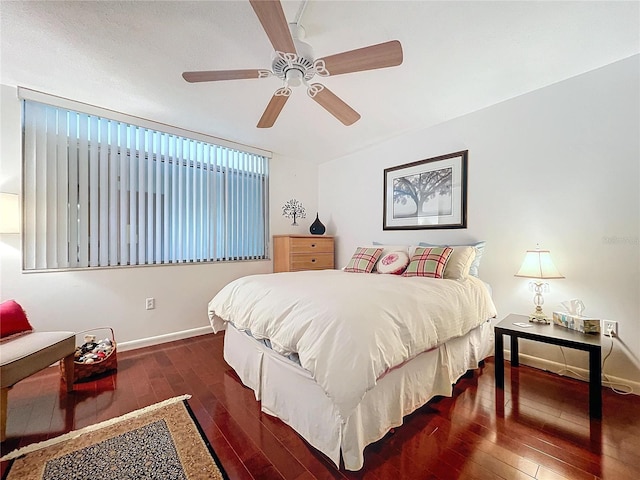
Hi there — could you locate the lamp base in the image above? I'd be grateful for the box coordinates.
[528,283,551,324]
[529,311,550,324]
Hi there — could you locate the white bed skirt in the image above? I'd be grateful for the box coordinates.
[223,319,494,471]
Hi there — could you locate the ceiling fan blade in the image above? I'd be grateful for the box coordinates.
[307,83,361,126]
[249,0,296,54]
[315,40,403,77]
[182,69,268,83]
[257,87,292,128]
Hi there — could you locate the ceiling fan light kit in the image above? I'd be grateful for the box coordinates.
[182,0,403,128]
[285,68,304,87]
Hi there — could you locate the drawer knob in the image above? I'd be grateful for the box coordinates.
[311,258,316,262]
[311,244,316,248]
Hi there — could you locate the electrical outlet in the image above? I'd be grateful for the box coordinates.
[145,297,155,310]
[603,320,617,337]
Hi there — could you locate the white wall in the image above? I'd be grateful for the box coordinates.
[319,56,640,388]
[0,84,317,349]
[270,154,319,235]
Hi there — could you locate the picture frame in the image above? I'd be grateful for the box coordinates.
[383,150,468,230]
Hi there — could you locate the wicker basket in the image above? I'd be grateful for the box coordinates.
[60,327,117,383]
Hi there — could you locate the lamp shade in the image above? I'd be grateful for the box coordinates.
[0,193,20,234]
[515,249,564,279]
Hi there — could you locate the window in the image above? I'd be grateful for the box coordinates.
[21,95,269,271]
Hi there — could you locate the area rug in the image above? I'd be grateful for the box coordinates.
[1,394,228,480]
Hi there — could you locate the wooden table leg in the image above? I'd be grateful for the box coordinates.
[495,329,504,389]
[62,354,75,393]
[510,335,519,367]
[589,347,602,419]
[1,386,9,442]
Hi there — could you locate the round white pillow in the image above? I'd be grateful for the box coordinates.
[377,251,410,275]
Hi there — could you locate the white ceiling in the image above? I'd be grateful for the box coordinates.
[1,1,638,164]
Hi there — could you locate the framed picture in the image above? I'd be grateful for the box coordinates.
[383,150,468,230]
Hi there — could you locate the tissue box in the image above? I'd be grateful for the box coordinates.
[552,311,600,334]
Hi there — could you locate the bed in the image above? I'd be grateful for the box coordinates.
[207,246,496,471]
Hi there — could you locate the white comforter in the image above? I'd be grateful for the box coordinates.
[208,270,496,421]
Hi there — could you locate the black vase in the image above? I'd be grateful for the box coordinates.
[309,213,326,235]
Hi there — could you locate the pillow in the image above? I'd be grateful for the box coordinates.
[443,246,476,280]
[377,251,410,275]
[0,300,34,339]
[371,242,410,255]
[370,243,410,270]
[419,241,486,277]
[344,247,384,273]
[403,246,453,278]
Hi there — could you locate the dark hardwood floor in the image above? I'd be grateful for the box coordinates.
[2,332,639,479]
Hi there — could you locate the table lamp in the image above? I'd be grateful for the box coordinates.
[515,246,564,323]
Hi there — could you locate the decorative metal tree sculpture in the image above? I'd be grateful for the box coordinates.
[282,199,306,226]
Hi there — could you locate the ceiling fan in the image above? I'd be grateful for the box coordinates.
[182,0,403,128]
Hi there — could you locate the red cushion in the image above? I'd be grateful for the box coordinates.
[0,300,34,338]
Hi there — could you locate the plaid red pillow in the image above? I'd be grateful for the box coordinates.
[403,246,453,278]
[344,247,384,273]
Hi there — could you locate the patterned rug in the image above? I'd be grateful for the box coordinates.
[1,395,227,480]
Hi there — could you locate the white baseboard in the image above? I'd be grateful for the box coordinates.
[507,350,639,395]
[50,329,639,397]
[117,326,213,352]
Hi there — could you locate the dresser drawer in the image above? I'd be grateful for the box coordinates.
[273,235,335,273]
[289,237,334,254]
[290,253,334,271]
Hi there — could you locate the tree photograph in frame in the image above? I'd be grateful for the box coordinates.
[383,150,468,230]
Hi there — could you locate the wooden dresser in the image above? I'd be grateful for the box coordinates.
[273,235,335,273]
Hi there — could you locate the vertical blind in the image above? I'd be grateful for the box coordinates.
[22,99,269,271]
